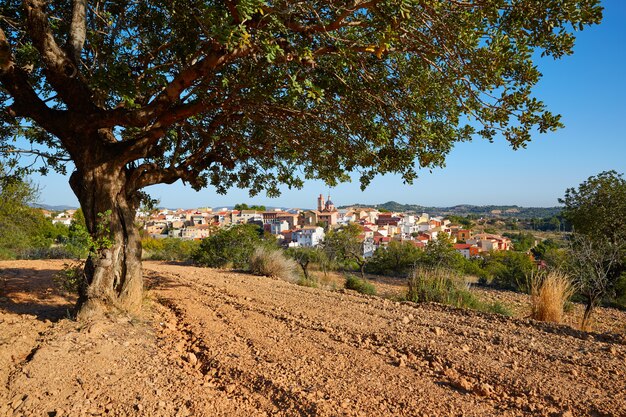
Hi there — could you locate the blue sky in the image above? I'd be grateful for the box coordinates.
[32,0,626,209]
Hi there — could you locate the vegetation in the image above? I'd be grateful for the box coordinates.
[234,203,266,212]
[0,1,602,315]
[560,171,626,245]
[249,246,297,282]
[285,246,325,281]
[344,275,377,296]
[324,224,368,279]
[407,267,512,316]
[365,240,421,277]
[142,238,200,262]
[193,224,265,269]
[530,271,575,324]
[504,232,536,252]
[479,251,536,291]
[53,261,85,295]
[560,171,626,327]
[0,169,60,259]
[567,234,623,330]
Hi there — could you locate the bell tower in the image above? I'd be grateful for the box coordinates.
[317,194,325,211]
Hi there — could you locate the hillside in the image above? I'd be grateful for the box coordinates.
[341,201,562,219]
[1,260,624,416]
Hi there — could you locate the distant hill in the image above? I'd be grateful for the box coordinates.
[32,203,77,212]
[340,201,561,219]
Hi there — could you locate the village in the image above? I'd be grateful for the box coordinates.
[47,193,512,259]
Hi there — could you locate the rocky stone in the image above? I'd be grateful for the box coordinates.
[186,352,198,366]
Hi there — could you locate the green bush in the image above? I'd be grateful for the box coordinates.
[193,224,264,268]
[407,267,511,316]
[482,301,513,316]
[142,237,200,261]
[481,251,536,291]
[365,240,422,276]
[296,277,319,288]
[345,274,377,295]
[53,261,85,295]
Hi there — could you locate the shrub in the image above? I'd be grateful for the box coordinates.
[408,267,513,316]
[344,274,377,295]
[365,240,422,276]
[483,301,513,316]
[193,224,263,268]
[142,237,199,261]
[530,271,575,323]
[408,267,474,306]
[53,262,85,295]
[483,251,536,291]
[296,277,319,288]
[249,246,297,281]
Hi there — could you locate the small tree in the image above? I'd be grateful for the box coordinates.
[567,234,623,330]
[193,224,263,269]
[422,234,463,270]
[560,171,626,245]
[366,240,421,276]
[324,223,368,279]
[286,246,324,281]
[560,171,626,327]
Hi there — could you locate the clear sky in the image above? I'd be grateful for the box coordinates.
[31,0,626,209]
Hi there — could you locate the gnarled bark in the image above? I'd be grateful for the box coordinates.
[70,164,142,319]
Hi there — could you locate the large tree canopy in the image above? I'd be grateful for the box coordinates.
[0,0,602,316]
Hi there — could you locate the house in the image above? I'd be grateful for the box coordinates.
[276,212,299,229]
[455,229,472,242]
[454,243,480,259]
[467,233,511,252]
[181,224,213,240]
[292,226,325,247]
[301,210,321,226]
[51,209,76,226]
[269,220,290,235]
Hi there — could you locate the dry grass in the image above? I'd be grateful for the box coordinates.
[530,271,575,324]
[249,246,297,282]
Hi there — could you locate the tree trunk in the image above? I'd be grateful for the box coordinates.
[581,300,594,331]
[70,165,142,319]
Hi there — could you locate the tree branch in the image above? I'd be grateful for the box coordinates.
[0,27,69,138]
[22,0,96,111]
[68,0,87,63]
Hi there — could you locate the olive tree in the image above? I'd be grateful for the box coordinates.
[0,0,601,317]
[560,171,626,328]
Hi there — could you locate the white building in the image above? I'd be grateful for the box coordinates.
[292,226,325,247]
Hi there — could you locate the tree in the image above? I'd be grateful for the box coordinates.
[366,240,422,276]
[324,223,368,279]
[193,223,264,269]
[560,171,626,245]
[285,246,324,281]
[234,203,266,211]
[422,234,463,270]
[0,1,602,316]
[567,233,623,330]
[560,172,626,328]
[0,166,53,258]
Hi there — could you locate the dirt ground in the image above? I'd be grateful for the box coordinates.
[1,260,625,416]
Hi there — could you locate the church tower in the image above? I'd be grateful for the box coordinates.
[325,194,336,212]
[317,194,325,212]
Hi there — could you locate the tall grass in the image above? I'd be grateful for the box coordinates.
[249,246,297,282]
[530,271,575,323]
[407,267,512,316]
